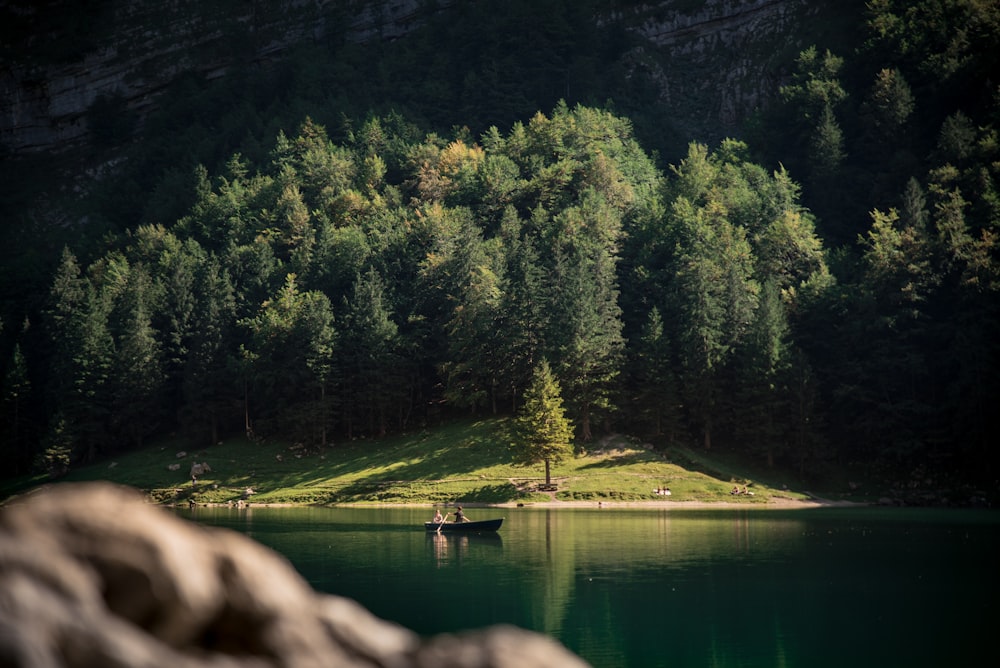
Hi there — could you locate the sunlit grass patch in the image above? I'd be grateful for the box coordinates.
[1,417,818,506]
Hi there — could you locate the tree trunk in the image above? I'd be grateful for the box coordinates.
[320,385,327,448]
[243,378,252,439]
[544,458,551,486]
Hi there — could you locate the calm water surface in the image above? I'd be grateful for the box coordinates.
[178,505,999,667]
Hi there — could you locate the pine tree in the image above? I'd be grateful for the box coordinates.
[630,307,679,439]
[513,359,573,488]
[242,273,336,444]
[544,194,625,441]
[182,255,238,445]
[440,215,504,414]
[342,268,401,437]
[732,279,791,467]
[109,265,165,449]
[495,212,545,411]
[1,339,32,474]
[45,248,114,463]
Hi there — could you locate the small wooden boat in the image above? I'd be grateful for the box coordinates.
[424,518,503,533]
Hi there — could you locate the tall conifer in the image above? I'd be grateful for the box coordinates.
[513,359,573,487]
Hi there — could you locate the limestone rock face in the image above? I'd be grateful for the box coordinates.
[0,483,588,668]
[1,0,457,154]
[606,0,821,138]
[2,0,824,156]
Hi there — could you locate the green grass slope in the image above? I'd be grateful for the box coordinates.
[1,418,823,506]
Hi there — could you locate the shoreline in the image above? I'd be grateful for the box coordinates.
[491,497,862,509]
[173,496,864,510]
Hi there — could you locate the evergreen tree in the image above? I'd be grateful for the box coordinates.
[130,227,203,427]
[440,214,505,414]
[302,288,338,449]
[667,195,758,450]
[182,256,239,445]
[1,338,32,474]
[777,46,851,239]
[786,347,824,476]
[242,274,336,444]
[732,279,791,467]
[840,207,937,459]
[629,307,679,440]
[863,68,914,143]
[548,198,626,441]
[310,220,372,302]
[284,117,357,213]
[754,209,828,298]
[109,264,165,449]
[494,210,546,411]
[274,181,315,276]
[809,104,847,180]
[44,248,114,463]
[341,268,401,437]
[513,359,573,487]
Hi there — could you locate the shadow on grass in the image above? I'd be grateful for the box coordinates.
[665,446,729,480]
[318,480,522,504]
[255,419,517,494]
[577,450,664,469]
[457,483,520,503]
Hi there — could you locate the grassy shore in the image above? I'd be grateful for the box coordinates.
[0,418,860,507]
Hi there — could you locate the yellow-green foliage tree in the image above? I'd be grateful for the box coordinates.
[513,359,573,487]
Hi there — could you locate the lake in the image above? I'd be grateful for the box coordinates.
[177,505,998,667]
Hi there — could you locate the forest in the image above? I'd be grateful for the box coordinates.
[0,0,998,489]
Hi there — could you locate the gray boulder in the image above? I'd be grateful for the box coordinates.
[0,483,588,668]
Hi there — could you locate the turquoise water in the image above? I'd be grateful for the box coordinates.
[178,505,999,667]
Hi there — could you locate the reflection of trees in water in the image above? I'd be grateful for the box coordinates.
[543,510,578,636]
[544,510,808,571]
[510,508,809,649]
[542,510,807,666]
[524,510,577,637]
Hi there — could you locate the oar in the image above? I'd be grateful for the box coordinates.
[437,512,449,534]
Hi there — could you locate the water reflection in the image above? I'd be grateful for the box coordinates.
[510,508,808,571]
[178,506,999,668]
[427,531,503,567]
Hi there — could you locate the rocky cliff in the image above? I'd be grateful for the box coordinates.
[1,0,457,155]
[1,0,830,157]
[611,0,820,135]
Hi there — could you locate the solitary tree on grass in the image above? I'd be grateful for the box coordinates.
[513,359,573,488]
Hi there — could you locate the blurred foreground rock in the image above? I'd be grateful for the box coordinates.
[0,483,588,668]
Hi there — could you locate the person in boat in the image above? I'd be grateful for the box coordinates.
[433,509,443,523]
[454,506,468,523]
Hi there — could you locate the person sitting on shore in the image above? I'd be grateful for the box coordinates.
[731,486,740,495]
[454,506,468,523]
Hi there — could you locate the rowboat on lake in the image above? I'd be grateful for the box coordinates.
[424,518,503,532]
